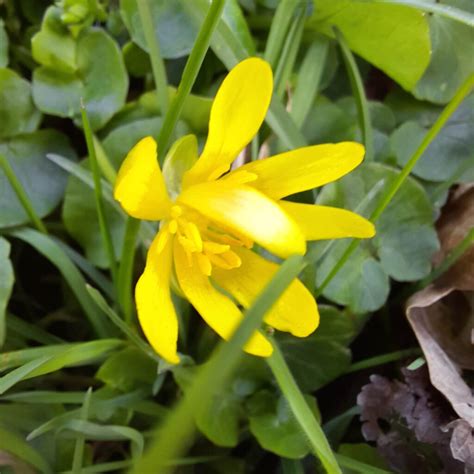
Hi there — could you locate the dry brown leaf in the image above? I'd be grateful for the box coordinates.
[406,184,474,441]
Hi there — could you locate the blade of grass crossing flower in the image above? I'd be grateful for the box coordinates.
[8,228,112,337]
[335,28,374,161]
[0,154,48,234]
[376,0,474,27]
[316,74,474,295]
[137,0,168,116]
[158,0,225,155]
[183,0,307,150]
[72,388,92,474]
[336,454,392,474]
[267,341,341,474]
[274,6,306,99]
[264,0,300,67]
[81,104,118,285]
[291,39,329,127]
[131,255,306,473]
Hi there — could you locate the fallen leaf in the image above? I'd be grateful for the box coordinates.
[444,419,474,468]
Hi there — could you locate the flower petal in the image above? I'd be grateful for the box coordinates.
[114,136,171,220]
[174,241,272,357]
[213,247,319,337]
[235,142,365,199]
[279,201,375,240]
[183,58,273,187]
[178,181,306,258]
[135,231,179,364]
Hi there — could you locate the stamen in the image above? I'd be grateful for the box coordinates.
[168,219,178,234]
[184,222,203,252]
[170,205,182,219]
[203,241,230,254]
[155,228,170,254]
[196,253,212,276]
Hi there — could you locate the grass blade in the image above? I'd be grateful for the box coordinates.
[81,103,118,283]
[0,153,48,234]
[335,27,373,161]
[6,313,64,345]
[316,73,474,295]
[72,388,93,474]
[8,228,113,337]
[267,341,341,474]
[131,254,306,473]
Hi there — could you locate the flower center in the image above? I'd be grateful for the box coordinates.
[158,205,252,276]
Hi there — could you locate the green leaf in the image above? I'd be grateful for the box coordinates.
[0,69,41,139]
[277,306,355,392]
[0,130,76,228]
[120,0,254,59]
[33,28,128,131]
[316,162,439,313]
[308,0,431,90]
[247,390,317,459]
[0,238,14,347]
[338,444,389,473]
[96,347,157,392]
[414,0,474,103]
[0,340,123,394]
[8,228,113,337]
[390,95,474,182]
[31,6,77,74]
[0,426,52,474]
[0,20,8,67]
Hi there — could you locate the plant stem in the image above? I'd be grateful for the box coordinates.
[347,348,421,373]
[267,341,341,474]
[0,154,48,234]
[335,27,373,161]
[158,0,225,155]
[336,454,391,474]
[71,388,92,474]
[137,0,169,117]
[117,217,141,323]
[419,226,474,288]
[316,73,474,296]
[80,103,118,285]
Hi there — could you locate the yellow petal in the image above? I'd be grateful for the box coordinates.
[178,181,306,258]
[114,136,171,220]
[213,247,319,337]
[279,201,375,240]
[183,58,273,187]
[174,241,272,357]
[235,142,365,199]
[135,231,179,364]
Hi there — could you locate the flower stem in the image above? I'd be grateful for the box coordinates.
[316,73,474,296]
[80,103,118,286]
[267,341,341,474]
[158,0,225,155]
[137,0,169,116]
[0,154,48,234]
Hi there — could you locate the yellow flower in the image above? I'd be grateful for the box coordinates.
[113,57,375,364]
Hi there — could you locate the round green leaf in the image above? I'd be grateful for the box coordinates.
[316,162,439,312]
[277,306,356,391]
[0,69,41,140]
[390,96,474,182]
[0,130,76,228]
[414,0,474,104]
[33,28,128,131]
[120,0,198,59]
[247,390,314,459]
